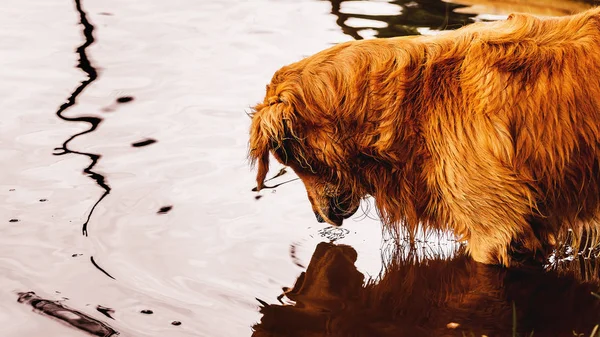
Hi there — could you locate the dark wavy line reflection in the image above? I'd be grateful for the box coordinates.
[54,0,109,237]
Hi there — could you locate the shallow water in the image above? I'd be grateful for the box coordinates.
[0,0,597,336]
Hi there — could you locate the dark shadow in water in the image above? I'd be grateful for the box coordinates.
[157,205,173,214]
[325,0,480,39]
[90,256,116,280]
[17,292,118,337]
[253,242,600,337]
[116,96,134,104]
[101,96,136,113]
[96,305,115,320]
[131,138,157,147]
[53,0,108,238]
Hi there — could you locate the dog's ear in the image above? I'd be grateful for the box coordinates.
[249,96,297,191]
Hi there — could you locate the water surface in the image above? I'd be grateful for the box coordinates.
[0,0,596,336]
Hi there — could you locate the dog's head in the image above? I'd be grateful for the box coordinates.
[248,40,425,227]
[248,65,363,226]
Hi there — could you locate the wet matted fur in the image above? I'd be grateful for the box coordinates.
[248,8,600,266]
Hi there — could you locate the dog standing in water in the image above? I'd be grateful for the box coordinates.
[249,8,600,266]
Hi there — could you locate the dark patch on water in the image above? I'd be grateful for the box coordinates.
[72,253,83,257]
[39,198,48,202]
[254,195,263,200]
[101,96,134,112]
[98,12,113,16]
[157,205,173,214]
[90,256,116,280]
[8,188,15,192]
[131,138,157,147]
[140,309,153,315]
[17,292,118,337]
[171,321,182,326]
[116,96,134,103]
[9,219,19,223]
[96,305,115,320]
[289,243,306,269]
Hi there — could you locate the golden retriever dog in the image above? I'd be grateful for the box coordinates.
[252,242,600,337]
[248,8,600,266]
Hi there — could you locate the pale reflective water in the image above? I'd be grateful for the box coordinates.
[0,0,596,336]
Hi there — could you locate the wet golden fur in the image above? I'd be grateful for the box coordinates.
[249,8,600,266]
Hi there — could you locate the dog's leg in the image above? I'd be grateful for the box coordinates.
[467,231,512,266]
[435,164,542,266]
[466,220,544,267]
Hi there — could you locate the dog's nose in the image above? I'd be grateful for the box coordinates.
[314,211,325,223]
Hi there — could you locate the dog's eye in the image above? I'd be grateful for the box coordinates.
[272,144,291,165]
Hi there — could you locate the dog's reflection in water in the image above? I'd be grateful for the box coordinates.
[253,242,600,337]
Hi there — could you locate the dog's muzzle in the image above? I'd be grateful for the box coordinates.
[313,198,359,226]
